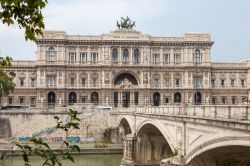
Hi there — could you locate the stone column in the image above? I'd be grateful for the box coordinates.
[130,47,133,64]
[130,92,134,107]
[121,134,137,166]
[118,92,121,107]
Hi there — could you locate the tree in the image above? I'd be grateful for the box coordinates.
[0,0,48,41]
[0,0,48,98]
[0,56,15,100]
[0,1,82,166]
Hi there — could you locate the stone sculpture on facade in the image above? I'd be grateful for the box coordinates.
[117,16,136,30]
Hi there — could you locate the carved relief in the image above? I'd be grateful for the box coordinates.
[18,73,26,79]
[79,46,87,51]
[143,72,149,84]
[29,72,37,79]
[68,46,76,51]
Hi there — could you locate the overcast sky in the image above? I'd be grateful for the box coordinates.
[0,0,250,62]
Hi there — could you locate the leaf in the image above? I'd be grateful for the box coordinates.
[70,145,80,153]
[64,141,69,148]
[16,144,23,150]
[64,153,74,163]
[23,153,29,163]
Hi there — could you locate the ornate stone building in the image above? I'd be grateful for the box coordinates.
[2,28,250,108]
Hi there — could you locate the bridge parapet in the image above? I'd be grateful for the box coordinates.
[112,105,250,136]
[114,105,250,121]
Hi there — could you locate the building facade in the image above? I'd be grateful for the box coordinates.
[2,29,250,108]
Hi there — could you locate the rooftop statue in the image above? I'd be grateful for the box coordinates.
[116,16,136,30]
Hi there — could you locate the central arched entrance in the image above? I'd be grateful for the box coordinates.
[113,72,138,107]
[136,123,173,165]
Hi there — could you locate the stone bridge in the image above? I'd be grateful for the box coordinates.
[111,105,250,166]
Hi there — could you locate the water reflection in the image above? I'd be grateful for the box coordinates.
[0,154,122,166]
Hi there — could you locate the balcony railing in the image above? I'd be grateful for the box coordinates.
[114,105,250,121]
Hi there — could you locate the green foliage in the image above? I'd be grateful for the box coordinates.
[0,56,15,97]
[0,0,48,41]
[94,143,108,148]
[16,109,81,166]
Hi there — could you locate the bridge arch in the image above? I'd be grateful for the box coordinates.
[186,136,250,165]
[135,119,175,165]
[118,116,134,142]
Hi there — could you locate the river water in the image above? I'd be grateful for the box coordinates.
[0,154,122,166]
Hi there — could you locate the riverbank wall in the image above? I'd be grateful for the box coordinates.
[0,147,123,158]
[0,108,118,143]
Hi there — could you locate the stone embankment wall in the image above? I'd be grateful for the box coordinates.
[0,108,117,143]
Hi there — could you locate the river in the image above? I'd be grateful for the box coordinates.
[0,154,122,166]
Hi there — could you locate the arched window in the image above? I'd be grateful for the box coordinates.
[47,47,56,61]
[194,49,201,63]
[123,48,129,62]
[91,92,99,105]
[153,92,160,106]
[68,92,77,105]
[194,92,202,105]
[48,91,56,107]
[174,92,181,103]
[112,48,118,62]
[133,49,140,64]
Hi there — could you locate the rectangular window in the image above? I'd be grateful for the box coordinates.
[46,49,57,61]
[31,79,35,87]
[8,97,13,104]
[81,97,86,103]
[134,92,139,106]
[80,52,87,62]
[174,53,181,64]
[211,79,215,87]
[241,80,245,87]
[92,78,97,87]
[176,79,180,86]
[30,97,36,106]
[232,97,236,104]
[46,76,56,86]
[20,79,24,87]
[153,53,160,65]
[19,97,25,104]
[193,53,201,63]
[231,79,235,87]
[81,78,86,87]
[193,77,202,87]
[165,98,169,104]
[154,78,159,87]
[221,79,225,87]
[163,53,170,64]
[69,52,76,63]
[165,78,170,87]
[70,78,75,86]
[91,52,98,63]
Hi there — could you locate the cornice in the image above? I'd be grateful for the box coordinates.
[35,39,214,47]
